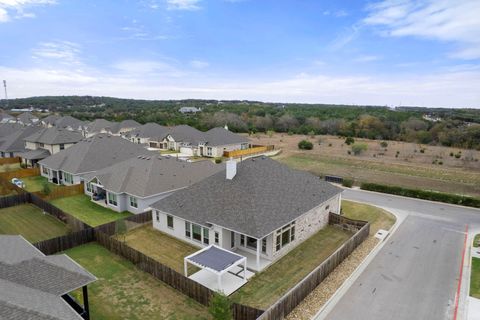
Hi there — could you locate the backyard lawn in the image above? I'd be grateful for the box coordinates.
[50,194,132,227]
[341,200,396,235]
[471,257,480,299]
[65,243,211,320]
[124,225,199,273]
[22,175,66,193]
[231,226,352,309]
[0,204,69,242]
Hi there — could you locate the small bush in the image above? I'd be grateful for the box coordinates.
[308,130,315,138]
[42,181,51,195]
[214,158,223,164]
[209,293,232,320]
[328,143,332,147]
[347,150,351,155]
[380,141,388,148]
[351,143,368,155]
[345,137,355,145]
[298,140,313,150]
[342,179,354,188]
[287,131,294,136]
[454,153,461,159]
[420,148,425,153]
[267,130,274,138]
[438,161,443,165]
[450,152,454,157]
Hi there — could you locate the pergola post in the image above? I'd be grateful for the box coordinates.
[256,238,260,270]
[82,285,90,320]
[184,259,188,277]
[217,273,222,292]
[243,259,247,281]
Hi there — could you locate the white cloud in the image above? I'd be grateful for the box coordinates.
[32,41,82,65]
[0,0,56,22]
[166,0,201,11]
[190,60,209,69]
[364,0,480,59]
[354,55,382,62]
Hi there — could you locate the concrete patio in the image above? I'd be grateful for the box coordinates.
[189,265,255,296]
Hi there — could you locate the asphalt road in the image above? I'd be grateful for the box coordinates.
[323,189,480,320]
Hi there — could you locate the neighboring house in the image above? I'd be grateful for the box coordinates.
[0,123,23,137]
[39,134,149,185]
[0,112,15,124]
[54,116,87,132]
[156,125,206,154]
[126,122,171,147]
[84,156,222,214]
[199,127,250,157]
[151,157,342,271]
[16,112,39,126]
[0,126,43,158]
[108,119,141,136]
[40,114,62,127]
[179,106,201,114]
[0,235,96,320]
[19,127,84,167]
[84,119,113,137]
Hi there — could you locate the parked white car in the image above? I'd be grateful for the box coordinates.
[11,178,25,188]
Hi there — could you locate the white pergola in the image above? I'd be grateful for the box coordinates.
[184,245,247,294]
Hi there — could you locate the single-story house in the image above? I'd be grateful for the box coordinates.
[40,114,62,127]
[39,134,149,185]
[126,122,171,147]
[16,112,39,126]
[0,235,96,320]
[159,125,206,154]
[84,156,222,214]
[0,112,16,124]
[151,157,342,272]
[19,127,84,167]
[0,125,43,158]
[108,119,141,136]
[84,119,113,137]
[179,106,201,114]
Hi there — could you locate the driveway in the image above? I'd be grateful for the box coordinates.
[321,189,480,320]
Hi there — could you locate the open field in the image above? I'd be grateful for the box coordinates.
[0,204,69,242]
[65,243,211,320]
[124,225,198,273]
[231,226,352,310]
[50,194,132,227]
[250,133,480,197]
[0,163,21,172]
[341,200,396,235]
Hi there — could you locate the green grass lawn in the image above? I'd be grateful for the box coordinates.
[0,163,21,172]
[231,226,352,309]
[0,204,69,242]
[474,234,480,248]
[341,200,396,235]
[124,225,198,273]
[64,243,211,320]
[50,194,132,227]
[22,175,67,193]
[471,257,480,299]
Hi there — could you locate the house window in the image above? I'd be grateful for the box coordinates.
[262,238,267,253]
[86,182,92,193]
[42,166,48,175]
[63,172,73,184]
[185,222,191,238]
[214,232,219,245]
[203,228,209,245]
[59,144,65,150]
[39,143,44,148]
[167,215,174,229]
[107,193,118,206]
[231,231,235,248]
[275,221,296,252]
[240,234,245,246]
[129,196,138,208]
[156,211,159,222]
[192,224,202,242]
[246,237,257,250]
[207,147,212,156]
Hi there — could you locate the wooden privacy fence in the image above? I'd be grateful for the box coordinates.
[257,215,370,320]
[34,228,95,255]
[0,157,21,165]
[0,167,40,180]
[0,193,30,207]
[35,182,85,201]
[224,145,274,158]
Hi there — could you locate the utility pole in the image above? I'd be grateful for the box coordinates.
[2,80,7,108]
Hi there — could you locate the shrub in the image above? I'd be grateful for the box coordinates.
[345,137,355,145]
[20,163,27,169]
[308,130,315,138]
[351,143,368,155]
[438,161,443,165]
[267,130,274,138]
[298,140,313,150]
[347,150,351,155]
[328,143,332,147]
[360,183,480,208]
[342,179,354,188]
[454,153,461,159]
[287,131,294,136]
[450,152,454,157]
[420,148,425,153]
[214,158,223,164]
[380,141,388,148]
[42,181,51,195]
[209,293,232,320]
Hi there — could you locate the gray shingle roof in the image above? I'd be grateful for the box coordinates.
[0,235,96,320]
[40,115,61,126]
[204,127,249,146]
[18,148,51,160]
[0,126,43,153]
[85,119,113,133]
[16,112,39,125]
[167,125,206,145]
[86,156,222,198]
[24,127,83,145]
[39,134,152,174]
[53,116,86,130]
[152,157,342,238]
[126,122,170,140]
[0,123,23,137]
[108,120,141,134]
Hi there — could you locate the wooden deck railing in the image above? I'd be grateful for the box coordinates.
[224,145,274,158]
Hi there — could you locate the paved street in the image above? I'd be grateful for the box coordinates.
[322,189,480,320]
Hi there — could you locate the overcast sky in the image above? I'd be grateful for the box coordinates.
[1,0,479,108]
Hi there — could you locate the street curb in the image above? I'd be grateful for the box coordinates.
[312,203,404,320]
